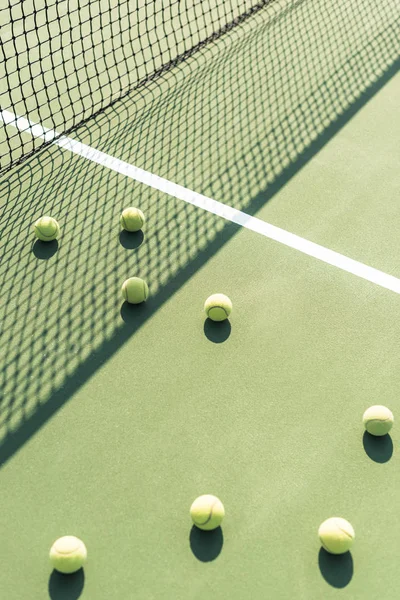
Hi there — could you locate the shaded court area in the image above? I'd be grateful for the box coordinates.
[0,0,400,598]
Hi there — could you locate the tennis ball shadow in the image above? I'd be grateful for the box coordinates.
[120,300,149,326]
[119,229,144,249]
[203,318,231,343]
[48,568,85,600]
[32,239,59,259]
[362,431,393,463]
[318,548,353,588]
[189,525,224,562]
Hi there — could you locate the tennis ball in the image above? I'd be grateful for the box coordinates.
[121,277,149,304]
[120,207,145,232]
[204,293,232,321]
[190,494,225,531]
[34,216,60,241]
[318,518,354,554]
[49,536,87,574]
[363,405,394,436]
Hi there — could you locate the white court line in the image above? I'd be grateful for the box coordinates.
[2,108,400,295]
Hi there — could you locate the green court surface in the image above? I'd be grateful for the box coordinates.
[0,1,400,599]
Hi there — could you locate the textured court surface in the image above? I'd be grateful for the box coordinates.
[0,1,399,598]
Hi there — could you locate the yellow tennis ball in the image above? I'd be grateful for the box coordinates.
[204,293,232,321]
[120,207,145,232]
[49,536,87,574]
[121,277,149,304]
[318,518,355,555]
[190,494,225,531]
[363,405,394,436]
[34,216,60,241]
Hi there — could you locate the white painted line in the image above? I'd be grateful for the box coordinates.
[2,109,400,295]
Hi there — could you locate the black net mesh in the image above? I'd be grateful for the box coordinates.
[1,0,272,175]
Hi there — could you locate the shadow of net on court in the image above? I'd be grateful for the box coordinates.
[0,0,398,465]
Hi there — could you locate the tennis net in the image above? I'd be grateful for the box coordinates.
[1,0,272,175]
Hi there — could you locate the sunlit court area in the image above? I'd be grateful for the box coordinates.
[0,0,399,598]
